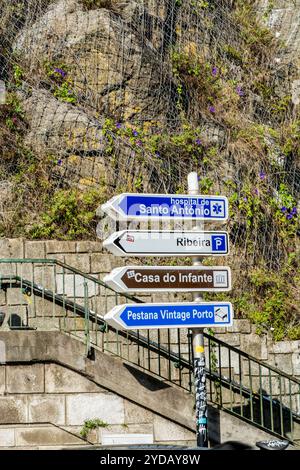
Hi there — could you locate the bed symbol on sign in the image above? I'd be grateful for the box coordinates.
[214,306,229,322]
[126,270,136,279]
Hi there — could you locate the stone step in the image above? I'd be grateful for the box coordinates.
[0,423,86,448]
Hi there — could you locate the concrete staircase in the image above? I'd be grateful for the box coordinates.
[0,330,280,449]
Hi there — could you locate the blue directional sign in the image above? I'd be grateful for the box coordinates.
[104,302,233,330]
[101,193,228,222]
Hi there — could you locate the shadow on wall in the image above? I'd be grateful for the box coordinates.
[231,391,294,439]
[4,312,36,330]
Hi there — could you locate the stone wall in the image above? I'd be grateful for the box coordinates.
[0,330,276,449]
[0,362,194,448]
[0,237,299,381]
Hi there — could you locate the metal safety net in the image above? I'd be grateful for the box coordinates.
[0,0,299,338]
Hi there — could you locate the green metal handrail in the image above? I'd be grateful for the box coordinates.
[0,258,299,442]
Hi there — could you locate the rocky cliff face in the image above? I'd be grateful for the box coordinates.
[259,0,300,104]
[0,1,299,338]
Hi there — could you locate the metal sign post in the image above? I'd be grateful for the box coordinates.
[101,175,232,449]
[188,172,208,448]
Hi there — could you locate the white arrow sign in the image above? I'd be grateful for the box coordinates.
[101,193,228,222]
[104,266,232,293]
[103,230,229,257]
[105,302,233,330]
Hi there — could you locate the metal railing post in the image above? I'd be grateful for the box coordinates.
[188,172,208,448]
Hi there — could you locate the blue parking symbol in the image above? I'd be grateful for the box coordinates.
[212,235,227,252]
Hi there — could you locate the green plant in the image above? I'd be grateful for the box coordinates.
[44,61,77,104]
[54,81,77,104]
[222,44,244,65]
[29,188,105,240]
[13,64,24,87]
[80,418,109,439]
[199,176,213,194]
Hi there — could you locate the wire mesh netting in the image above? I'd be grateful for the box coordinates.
[0,0,299,337]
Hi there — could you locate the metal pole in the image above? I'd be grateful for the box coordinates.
[188,172,208,448]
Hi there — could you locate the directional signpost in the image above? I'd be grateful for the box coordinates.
[100,172,233,450]
[103,230,229,256]
[105,302,233,330]
[102,193,228,222]
[104,266,231,293]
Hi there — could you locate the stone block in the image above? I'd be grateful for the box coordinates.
[46,241,76,254]
[292,352,300,376]
[33,266,55,289]
[16,263,35,280]
[271,341,298,354]
[227,319,251,334]
[64,254,90,273]
[240,334,268,360]
[76,241,102,253]
[9,238,24,258]
[15,425,84,446]
[66,393,124,426]
[90,254,120,273]
[216,333,240,347]
[215,350,241,375]
[0,341,6,364]
[6,288,27,306]
[56,273,99,298]
[28,395,66,425]
[45,253,65,269]
[243,361,272,377]
[29,317,60,331]
[0,397,27,423]
[32,297,61,318]
[25,241,46,259]
[0,289,6,306]
[151,293,176,303]
[153,416,195,442]
[8,239,24,258]
[0,428,15,447]
[0,366,5,393]
[91,296,117,316]
[59,317,86,331]
[124,400,154,425]
[6,364,44,393]
[0,263,17,276]
[273,354,293,375]
[45,364,100,393]
[0,239,10,257]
